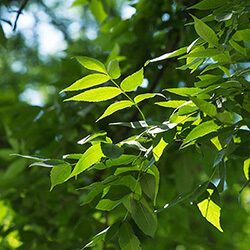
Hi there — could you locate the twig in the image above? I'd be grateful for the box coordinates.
[13,0,29,31]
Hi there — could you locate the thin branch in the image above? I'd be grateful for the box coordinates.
[13,0,29,31]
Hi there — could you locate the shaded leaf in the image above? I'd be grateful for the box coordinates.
[119,222,141,250]
[190,96,217,117]
[50,164,72,191]
[90,0,107,24]
[107,60,121,79]
[130,199,157,237]
[101,143,124,159]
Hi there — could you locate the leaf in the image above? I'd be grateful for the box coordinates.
[90,0,107,24]
[63,154,82,160]
[134,93,164,103]
[130,199,157,237]
[65,87,122,102]
[11,154,49,161]
[119,222,141,250]
[191,15,219,47]
[97,100,133,121]
[188,0,224,10]
[177,58,203,71]
[149,47,187,63]
[216,111,233,125]
[101,143,124,159]
[155,100,187,108]
[164,87,202,97]
[183,49,223,58]
[78,131,107,145]
[243,158,250,180]
[153,137,168,161]
[232,29,250,43]
[60,74,110,92]
[190,96,217,117]
[76,56,107,73]
[182,121,220,148]
[140,174,156,200]
[103,185,131,200]
[197,189,223,232]
[69,143,104,177]
[121,68,144,92]
[107,60,121,79]
[96,199,124,211]
[50,164,72,191]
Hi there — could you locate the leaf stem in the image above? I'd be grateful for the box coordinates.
[110,78,146,121]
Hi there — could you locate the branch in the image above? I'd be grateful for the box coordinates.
[13,0,29,31]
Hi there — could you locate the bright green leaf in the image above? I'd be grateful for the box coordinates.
[69,143,104,177]
[164,87,202,97]
[97,100,133,121]
[153,137,168,161]
[121,68,144,92]
[61,74,110,92]
[155,100,187,108]
[197,189,223,232]
[134,93,163,103]
[65,87,122,102]
[243,158,250,180]
[76,56,107,73]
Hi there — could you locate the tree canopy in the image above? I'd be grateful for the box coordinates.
[0,0,249,249]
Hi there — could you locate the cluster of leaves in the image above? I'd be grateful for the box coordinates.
[15,0,250,248]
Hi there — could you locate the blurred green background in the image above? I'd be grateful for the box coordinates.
[0,0,249,249]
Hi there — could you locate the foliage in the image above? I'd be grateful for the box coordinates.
[0,0,249,249]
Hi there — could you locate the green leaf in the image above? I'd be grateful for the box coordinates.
[191,15,219,47]
[190,96,217,117]
[107,60,121,79]
[97,100,133,121]
[65,87,122,102]
[164,87,202,97]
[232,29,250,43]
[183,49,223,58]
[50,164,72,191]
[140,174,156,200]
[96,199,124,211]
[243,158,250,180]
[149,47,187,63]
[119,222,141,250]
[229,39,247,56]
[71,0,88,7]
[182,121,220,148]
[78,131,107,145]
[121,68,144,92]
[63,153,82,160]
[177,58,203,71]
[153,137,168,161]
[104,185,131,200]
[134,93,164,103]
[69,143,104,177]
[130,199,157,237]
[155,100,187,108]
[216,111,233,125]
[188,0,224,10]
[90,0,107,24]
[101,143,124,159]
[76,56,107,73]
[60,74,110,93]
[197,188,223,232]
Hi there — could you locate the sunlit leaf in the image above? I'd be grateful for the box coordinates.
[190,96,217,117]
[76,56,107,73]
[243,158,250,180]
[97,100,133,121]
[197,189,223,232]
[69,143,104,177]
[153,137,168,161]
[60,74,110,92]
[65,87,122,102]
[134,93,164,103]
[121,68,144,92]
